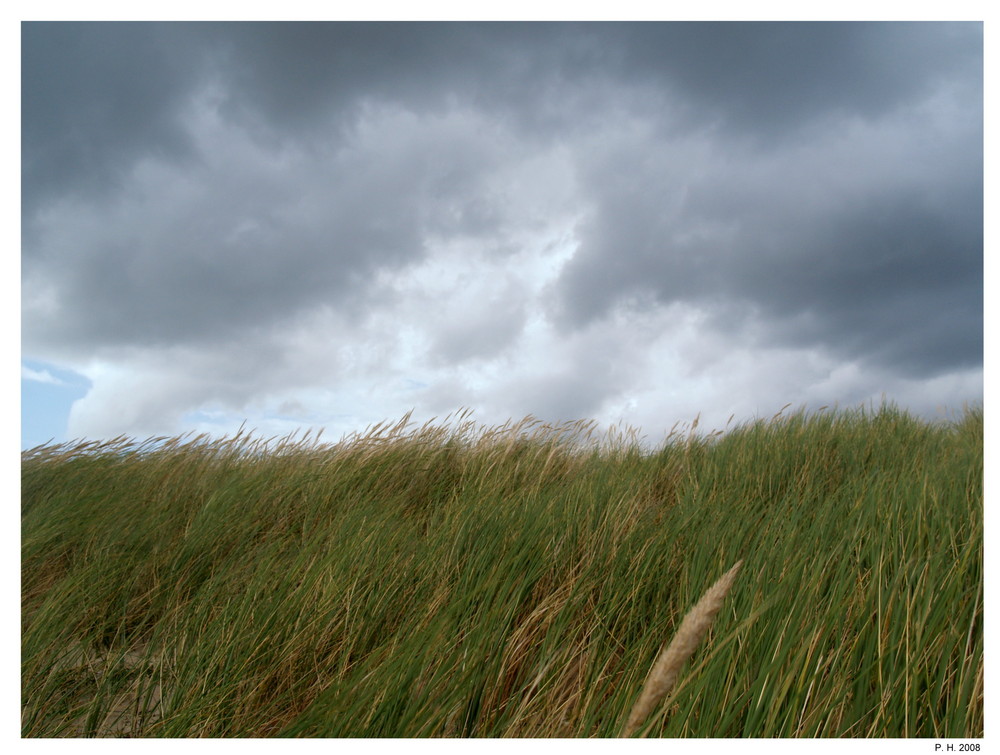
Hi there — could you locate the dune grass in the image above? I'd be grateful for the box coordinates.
[21,402,982,737]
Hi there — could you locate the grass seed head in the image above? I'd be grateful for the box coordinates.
[622,559,744,737]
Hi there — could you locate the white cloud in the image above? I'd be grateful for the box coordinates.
[21,365,64,385]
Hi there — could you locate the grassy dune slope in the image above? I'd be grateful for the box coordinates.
[21,404,983,737]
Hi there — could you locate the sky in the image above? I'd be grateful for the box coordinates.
[20,21,984,450]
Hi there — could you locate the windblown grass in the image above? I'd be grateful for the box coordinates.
[622,559,743,737]
[21,403,982,737]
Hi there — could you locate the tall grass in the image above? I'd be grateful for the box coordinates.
[21,403,982,737]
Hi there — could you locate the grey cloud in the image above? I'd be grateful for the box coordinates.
[198,23,984,148]
[23,151,423,352]
[24,99,537,355]
[608,22,982,141]
[430,291,528,364]
[203,23,622,143]
[203,23,477,135]
[503,368,610,423]
[492,319,648,424]
[21,22,982,440]
[22,23,205,225]
[552,51,982,381]
[24,22,982,212]
[747,193,982,372]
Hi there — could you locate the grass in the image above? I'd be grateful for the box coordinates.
[21,402,983,737]
[622,558,743,737]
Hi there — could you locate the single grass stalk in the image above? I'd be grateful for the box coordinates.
[621,559,744,738]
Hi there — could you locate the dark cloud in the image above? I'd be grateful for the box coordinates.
[203,23,622,142]
[22,23,205,223]
[551,48,982,381]
[24,22,982,200]
[609,22,982,141]
[20,22,982,441]
[23,98,537,354]
[191,23,984,147]
[753,193,983,373]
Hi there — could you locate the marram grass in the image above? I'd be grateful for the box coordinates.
[21,403,982,737]
[622,560,743,737]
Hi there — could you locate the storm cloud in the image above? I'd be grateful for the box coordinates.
[21,22,982,444]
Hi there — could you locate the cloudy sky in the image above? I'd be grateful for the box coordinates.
[20,21,983,449]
